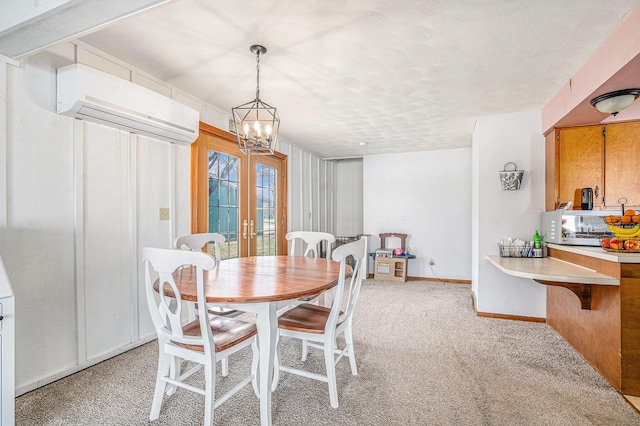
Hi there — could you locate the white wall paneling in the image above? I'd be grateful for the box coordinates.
[471,110,546,318]
[334,159,363,237]
[73,120,87,364]
[4,48,190,395]
[311,156,320,231]
[302,151,312,230]
[363,150,472,280]
[7,55,78,393]
[287,144,304,233]
[284,144,335,236]
[2,40,337,396]
[0,55,18,256]
[319,159,334,233]
[83,122,134,359]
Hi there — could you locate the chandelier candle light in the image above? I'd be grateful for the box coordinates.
[232,45,280,155]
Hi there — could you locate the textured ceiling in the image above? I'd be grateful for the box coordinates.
[13,1,640,157]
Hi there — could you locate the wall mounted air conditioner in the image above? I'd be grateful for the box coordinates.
[56,63,199,145]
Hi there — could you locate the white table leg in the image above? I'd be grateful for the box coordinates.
[254,302,277,426]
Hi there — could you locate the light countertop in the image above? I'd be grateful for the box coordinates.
[547,243,640,264]
[486,254,619,286]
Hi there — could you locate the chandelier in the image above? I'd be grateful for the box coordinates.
[231,45,280,155]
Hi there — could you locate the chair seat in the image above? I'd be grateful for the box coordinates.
[278,303,342,334]
[177,316,257,352]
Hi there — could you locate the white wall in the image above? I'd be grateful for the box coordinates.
[334,159,363,237]
[363,149,472,280]
[4,50,193,393]
[471,110,546,318]
[1,41,336,394]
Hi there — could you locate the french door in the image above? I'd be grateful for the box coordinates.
[191,123,287,258]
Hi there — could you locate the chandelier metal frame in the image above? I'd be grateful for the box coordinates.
[231,45,280,155]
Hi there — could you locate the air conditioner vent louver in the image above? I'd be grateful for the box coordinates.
[56,64,199,145]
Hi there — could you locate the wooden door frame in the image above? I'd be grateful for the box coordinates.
[191,122,288,255]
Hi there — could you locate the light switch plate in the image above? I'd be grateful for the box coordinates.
[159,208,170,220]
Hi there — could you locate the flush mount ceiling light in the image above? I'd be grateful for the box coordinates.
[590,89,640,116]
[231,45,280,155]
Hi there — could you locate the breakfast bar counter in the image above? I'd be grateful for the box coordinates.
[488,244,640,397]
[486,255,619,285]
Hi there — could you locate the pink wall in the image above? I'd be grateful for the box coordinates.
[542,6,640,133]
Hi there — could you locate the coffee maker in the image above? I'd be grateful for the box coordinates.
[581,187,593,210]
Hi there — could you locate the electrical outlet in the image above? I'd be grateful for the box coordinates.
[159,208,170,220]
[429,258,435,265]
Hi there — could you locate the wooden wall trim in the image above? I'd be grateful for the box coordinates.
[471,291,545,322]
[475,311,547,323]
[365,275,471,284]
[406,276,471,284]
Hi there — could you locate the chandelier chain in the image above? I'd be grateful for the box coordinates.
[255,51,261,100]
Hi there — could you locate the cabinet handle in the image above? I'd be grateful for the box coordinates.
[595,185,600,199]
[242,219,248,240]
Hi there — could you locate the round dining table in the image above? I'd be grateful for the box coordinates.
[172,255,346,426]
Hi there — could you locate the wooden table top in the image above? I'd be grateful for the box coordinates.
[170,255,347,303]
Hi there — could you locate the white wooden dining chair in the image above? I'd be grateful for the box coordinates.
[272,237,367,408]
[286,231,336,259]
[143,247,258,426]
[174,233,239,319]
[174,233,240,377]
[286,231,336,305]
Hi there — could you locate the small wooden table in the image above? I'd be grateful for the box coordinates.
[171,255,345,426]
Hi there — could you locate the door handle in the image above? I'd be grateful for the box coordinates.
[243,219,248,240]
[250,219,257,238]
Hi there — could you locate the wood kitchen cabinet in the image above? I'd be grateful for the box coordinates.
[557,126,603,209]
[547,121,640,210]
[604,122,640,208]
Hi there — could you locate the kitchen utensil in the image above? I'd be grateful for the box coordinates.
[581,187,593,210]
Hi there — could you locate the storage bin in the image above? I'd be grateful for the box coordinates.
[498,242,546,258]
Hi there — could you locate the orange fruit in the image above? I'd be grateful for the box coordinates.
[625,209,636,216]
[633,215,640,223]
[621,215,632,224]
[606,215,620,223]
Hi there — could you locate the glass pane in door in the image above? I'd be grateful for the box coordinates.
[255,163,277,256]
[208,150,239,259]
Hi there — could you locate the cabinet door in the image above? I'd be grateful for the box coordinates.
[558,126,603,209]
[604,122,640,208]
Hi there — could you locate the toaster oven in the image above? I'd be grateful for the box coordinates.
[541,210,617,246]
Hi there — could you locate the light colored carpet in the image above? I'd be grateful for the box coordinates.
[16,281,640,425]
